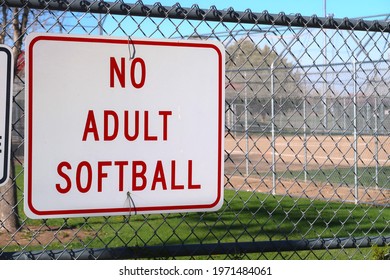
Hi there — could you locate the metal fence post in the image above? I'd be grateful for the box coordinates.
[303,90,308,182]
[244,71,249,177]
[271,62,277,195]
[374,82,379,189]
[353,59,359,204]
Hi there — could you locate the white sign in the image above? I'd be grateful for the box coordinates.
[0,45,13,187]
[25,33,225,218]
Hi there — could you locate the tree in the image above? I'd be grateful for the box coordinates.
[225,38,303,125]
[0,3,103,233]
[0,6,29,233]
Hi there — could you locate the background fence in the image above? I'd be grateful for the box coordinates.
[0,0,389,260]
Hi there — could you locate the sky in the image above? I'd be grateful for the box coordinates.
[138,0,390,20]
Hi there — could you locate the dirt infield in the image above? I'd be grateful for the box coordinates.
[225,134,390,169]
[225,134,390,206]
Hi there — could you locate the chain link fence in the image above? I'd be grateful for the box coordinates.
[0,0,389,260]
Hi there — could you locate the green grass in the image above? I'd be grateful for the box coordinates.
[4,164,390,259]
[278,166,390,189]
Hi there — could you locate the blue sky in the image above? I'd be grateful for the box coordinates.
[138,0,389,20]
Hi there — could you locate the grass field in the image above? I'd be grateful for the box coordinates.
[1,165,387,260]
[279,165,390,189]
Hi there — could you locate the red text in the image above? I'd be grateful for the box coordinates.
[110,57,146,89]
[82,110,172,141]
[55,160,202,194]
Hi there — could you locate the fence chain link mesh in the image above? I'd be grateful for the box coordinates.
[0,0,389,260]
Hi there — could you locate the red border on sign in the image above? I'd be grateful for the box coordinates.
[27,34,224,217]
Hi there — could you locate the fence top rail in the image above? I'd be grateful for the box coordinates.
[226,59,390,73]
[4,0,390,33]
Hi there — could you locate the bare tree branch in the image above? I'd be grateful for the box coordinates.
[0,5,7,44]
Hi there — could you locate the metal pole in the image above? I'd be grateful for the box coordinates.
[233,104,237,138]
[303,92,308,182]
[372,68,380,189]
[99,14,103,35]
[322,0,328,131]
[271,63,276,195]
[366,102,370,134]
[5,0,390,32]
[267,31,305,195]
[343,96,347,132]
[3,235,389,260]
[374,87,379,189]
[353,59,359,204]
[323,0,327,20]
[244,72,249,177]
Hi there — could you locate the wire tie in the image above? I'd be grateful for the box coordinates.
[126,191,137,222]
[128,36,136,60]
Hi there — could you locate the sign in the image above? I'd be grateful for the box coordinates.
[25,33,225,218]
[0,45,13,187]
